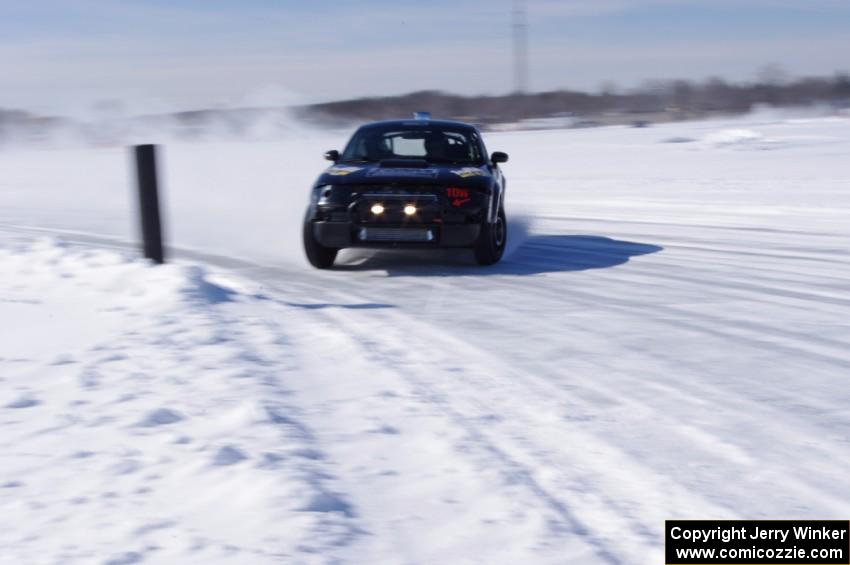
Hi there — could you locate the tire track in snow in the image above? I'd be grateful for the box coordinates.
[299,300,742,562]
[309,306,649,564]
[305,296,850,562]
[266,297,614,564]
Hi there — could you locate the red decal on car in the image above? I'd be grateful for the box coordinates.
[446,188,471,207]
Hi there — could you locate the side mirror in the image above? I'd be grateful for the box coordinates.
[491,151,509,164]
[324,149,340,162]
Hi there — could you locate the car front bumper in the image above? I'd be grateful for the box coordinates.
[312,221,480,249]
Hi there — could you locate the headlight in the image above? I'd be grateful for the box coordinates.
[403,204,417,216]
[370,203,385,215]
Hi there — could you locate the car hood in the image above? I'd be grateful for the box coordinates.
[316,162,492,189]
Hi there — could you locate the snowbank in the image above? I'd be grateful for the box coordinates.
[0,240,357,563]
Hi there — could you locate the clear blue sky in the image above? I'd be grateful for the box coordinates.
[2,0,849,113]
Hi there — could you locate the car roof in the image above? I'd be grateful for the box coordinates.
[357,118,478,131]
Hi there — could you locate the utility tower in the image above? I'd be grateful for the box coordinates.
[512,0,529,93]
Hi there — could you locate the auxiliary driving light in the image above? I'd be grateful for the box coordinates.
[370,203,385,215]
[403,204,417,216]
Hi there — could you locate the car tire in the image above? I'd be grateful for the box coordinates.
[474,207,507,266]
[302,220,338,269]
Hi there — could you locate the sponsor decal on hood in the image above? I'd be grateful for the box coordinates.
[326,165,362,176]
[451,167,485,178]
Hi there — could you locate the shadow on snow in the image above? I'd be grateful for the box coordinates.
[334,234,663,276]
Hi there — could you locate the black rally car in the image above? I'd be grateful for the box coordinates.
[302,115,508,268]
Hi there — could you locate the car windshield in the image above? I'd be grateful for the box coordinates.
[340,125,483,164]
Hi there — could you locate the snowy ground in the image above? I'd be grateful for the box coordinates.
[1,114,849,564]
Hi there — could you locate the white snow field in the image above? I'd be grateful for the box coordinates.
[1,114,849,564]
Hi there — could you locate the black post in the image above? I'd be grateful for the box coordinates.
[133,144,165,264]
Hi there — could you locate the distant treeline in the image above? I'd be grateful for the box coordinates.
[297,72,850,126]
[2,72,849,145]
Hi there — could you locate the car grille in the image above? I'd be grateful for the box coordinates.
[357,227,434,242]
[349,191,442,223]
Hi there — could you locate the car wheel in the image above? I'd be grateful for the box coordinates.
[474,207,507,266]
[302,219,338,269]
